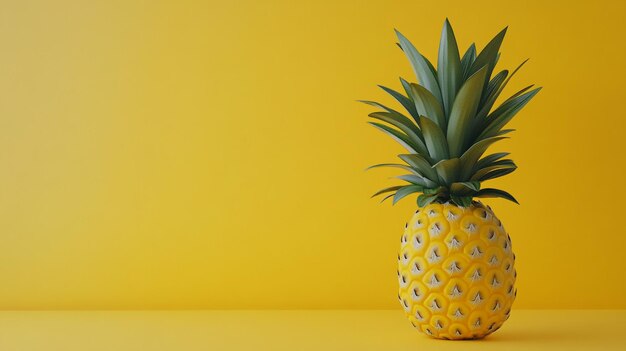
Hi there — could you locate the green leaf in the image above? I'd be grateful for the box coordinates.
[393,185,423,204]
[450,195,462,206]
[358,100,403,115]
[458,136,507,180]
[471,160,516,181]
[418,116,449,161]
[368,111,424,146]
[474,167,517,182]
[371,185,404,198]
[496,129,515,136]
[451,195,473,207]
[506,84,535,102]
[460,43,476,80]
[447,66,489,157]
[398,77,422,119]
[409,83,446,130]
[361,100,421,131]
[366,163,417,174]
[395,30,443,104]
[380,193,396,203]
[422,54,438,81]
[450,181,480,195]
[437,19,462,117]
[397,174,430,187]
[417,193,440,207]
[378,85,419,120]
[432,158,460,186]
[480,70,508,106]
[468,27,507,81]
[423,186,446,195]
[474,152,510,172]
[399,77,414,101]
[368,122,421,154]
[476,59,529,120]
[398,154,438,181]
[466,181,480,191]
[488,159,516,168]
[479,87,541,139]
[462,196,473,207]
[475,188,519,204]
[493,53,501,71]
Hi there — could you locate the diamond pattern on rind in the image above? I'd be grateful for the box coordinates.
[397,202,516,340]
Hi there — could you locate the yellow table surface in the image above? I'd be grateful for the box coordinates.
[1,310,624,350]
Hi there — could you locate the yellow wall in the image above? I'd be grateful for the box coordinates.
[1,0,625,309]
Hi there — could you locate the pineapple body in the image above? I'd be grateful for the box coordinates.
[398,202,516,339]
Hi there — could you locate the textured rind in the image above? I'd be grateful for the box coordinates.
[397,202,516,339]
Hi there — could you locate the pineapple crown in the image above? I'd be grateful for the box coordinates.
[364,19,540,208]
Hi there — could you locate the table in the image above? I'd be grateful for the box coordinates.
[1,310,624,350]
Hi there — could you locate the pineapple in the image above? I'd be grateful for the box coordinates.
[363,19,540,339]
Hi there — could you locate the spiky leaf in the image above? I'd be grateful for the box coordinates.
[368,122,421,154]
[359,100,403,116]
[409,83,446,130]
[471,160,516,181]
[437,19,462,116]
[458,136,507,180]
[506,84,535,102]
[447,66,489,157]
[364,21,539,206]
[371,185,404,198]
[417,193,440,207]
[418,116,449,161]
[475,188,519,204]
[397,174,432,187]
[497,129,515,136]
[395,30,442,103]
[451,195,473,207]
[474,152,510,172]
[481,70,508,106]
[460,43,476,80]
[450,181,480,195]
[368,112,423,145]
[474,167,517,181]
[398,154,438,181]
[476,59,529,119]
[393,185,423,204]
[479,88,541,139]
[423,186,446,195]
[379,85,419,120]
[380,193,396,203]
[433,158,460,186]
[366,163,418,174]
[468,27,507,82]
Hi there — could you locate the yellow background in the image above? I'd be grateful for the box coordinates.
[0,0,625,310]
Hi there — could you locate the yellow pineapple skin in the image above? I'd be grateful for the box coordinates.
[397,202,516,339]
